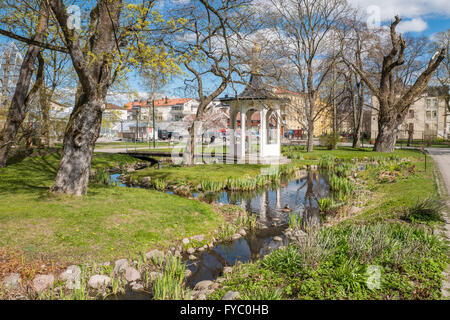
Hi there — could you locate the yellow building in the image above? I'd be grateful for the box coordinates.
[271,86,332,137]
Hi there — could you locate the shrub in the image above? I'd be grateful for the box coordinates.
[402,197,446,224]
[321,133,340,150]
[261,245,303,275]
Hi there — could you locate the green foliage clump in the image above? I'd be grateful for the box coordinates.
[402,197,445,225]
[328,174,354,199]
[92,168,110,185]
[318,197,334,213]
[288,213,302,229]
[318,155,335,170]
[152,256,190,300]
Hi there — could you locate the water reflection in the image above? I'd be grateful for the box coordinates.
[200,170,330,228]
[186,170,330,287]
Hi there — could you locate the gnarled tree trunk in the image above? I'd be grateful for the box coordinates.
[347,16,446,153]
[49,0,121,195]
[50,95,103,195]
[373,119,399,152]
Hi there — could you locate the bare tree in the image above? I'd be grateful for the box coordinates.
[263,0,352,152]
[339,18,379,148]
[170,0,253,165]
[344,16,446,152]
[429,29,449,137]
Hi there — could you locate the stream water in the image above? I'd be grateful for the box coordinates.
[108,169,330,299]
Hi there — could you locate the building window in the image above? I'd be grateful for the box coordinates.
[432,111,437,118]
[408,110,414,118]
[426,111,431,120]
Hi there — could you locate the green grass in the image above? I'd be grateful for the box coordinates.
[0,152,223,264]
[130,163,267,190]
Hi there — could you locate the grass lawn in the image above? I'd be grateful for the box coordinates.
[0,151,223,264]
[209,146,449,300]
[130,163,267,189]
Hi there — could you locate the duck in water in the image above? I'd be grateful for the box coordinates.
[282,204,292,213]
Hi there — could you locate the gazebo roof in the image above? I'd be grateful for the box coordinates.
[221,42,287,102]
[220,73,285,102]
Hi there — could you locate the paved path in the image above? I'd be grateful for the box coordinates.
[95,146,172,153]
[427,148,450,299]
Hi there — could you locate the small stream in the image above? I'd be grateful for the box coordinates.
[108,169,330,299]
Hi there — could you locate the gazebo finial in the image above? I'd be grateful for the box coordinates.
[251,41,261,74]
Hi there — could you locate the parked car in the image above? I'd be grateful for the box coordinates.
[158,130,169,140]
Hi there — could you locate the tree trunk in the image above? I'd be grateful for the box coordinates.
[39,83,51,147]
[50,96,103,195]
[48,0,121,195]
[353,126,362,148]
[307,120,314,152]
[0,47,45,167]
[0,4,47,166]
[183,124,196,166]
[373,120,398,152]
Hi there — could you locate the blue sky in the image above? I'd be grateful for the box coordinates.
[128,0,450,104]
[1,0,449,105]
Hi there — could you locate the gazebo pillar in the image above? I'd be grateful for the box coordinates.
[259,108,266,158]
[276,108,281,150]
[239,105,246,163]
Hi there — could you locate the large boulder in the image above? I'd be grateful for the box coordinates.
[124,267,141,282]
[194,280,213,291]
[222,291,240,300]
[2,273,21,290]
[145,250,165,262]
[59,265,81,290]
[113,259,129,274]
[88,275,111,289]
[32,274,55,293]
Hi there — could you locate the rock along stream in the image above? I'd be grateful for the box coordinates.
[108,169,330,299]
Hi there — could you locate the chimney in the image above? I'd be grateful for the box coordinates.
[165,96,168,104]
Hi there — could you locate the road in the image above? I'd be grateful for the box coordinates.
[427,148,450,298]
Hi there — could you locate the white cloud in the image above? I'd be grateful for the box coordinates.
[396,18,428,33]
[348,0,450,21]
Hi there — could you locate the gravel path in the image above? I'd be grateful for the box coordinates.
[427,148,450,299]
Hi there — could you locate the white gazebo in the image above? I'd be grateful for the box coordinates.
[221,45,290,165]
